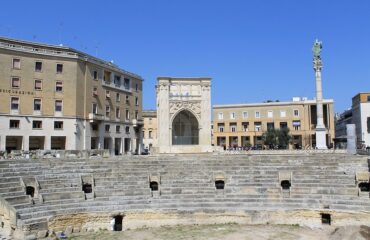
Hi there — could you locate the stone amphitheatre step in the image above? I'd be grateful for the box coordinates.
[41,191,85,202]
[4,195,31,205]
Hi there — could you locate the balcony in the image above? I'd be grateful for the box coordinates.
[132,119,144,127]
[102,80,131,93]
[88,113,107,123]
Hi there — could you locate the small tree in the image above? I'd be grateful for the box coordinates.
[277,128,292,149]
[262,128,279,149]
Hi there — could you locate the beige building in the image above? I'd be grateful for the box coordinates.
[213,97,335,149]
[142,110,157,151]
[0,37,143,154]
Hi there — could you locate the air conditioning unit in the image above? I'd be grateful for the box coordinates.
[93,90,98,96]
[106,92,110,98]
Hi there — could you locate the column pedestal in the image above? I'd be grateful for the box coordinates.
[315,128,327,149]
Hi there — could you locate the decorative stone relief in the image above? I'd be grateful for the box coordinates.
[169,101,201,118]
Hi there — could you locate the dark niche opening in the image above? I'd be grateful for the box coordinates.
[321,213,331,225]
[359,182,370,192]
[113,215,123,231]
[82,183,92,194]
[281,180,291,190]
[150,181,158,191]
[26,186,35,197]
[215,180,225,190]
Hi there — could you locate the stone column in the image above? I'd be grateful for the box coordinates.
[23,136,29,151]
[313,40,327,149]
[0,135,5,151]
[200,80,212,151]
[44,136,51,150]
[157,79,170,153]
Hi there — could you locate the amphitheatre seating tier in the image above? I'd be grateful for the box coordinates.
[0,153,369,239]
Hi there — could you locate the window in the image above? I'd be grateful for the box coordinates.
[267,110,273,118]
[105,105,110,117]
[33,99,41,111]
[12,58,21,69]
[293,109,299,117]
[242,111,248,119]
[218,112,224,120]
[135,111,139,120]
[11,77,20,88]
[114,75,121,85]
[230,112,236,119]
[367,117,370,133]
[125,126,130,134]
[135,83,138,92]
[293,120,301,131]
[93,87,98,96]
[149,130,152,139]
[230,124,237,132]
[267,122,274,130]
[55,81,63,92]
[105,124,110,132]
[135,97,139,106]
[126,110,130,120]
[116,107,120,118]
[32,120,42,129]
[92,103,98,114]
[93,70,98,80]
[34,80,42,90]
[242,122,249,131]
[35,61,42,72]
[125,95,130,104]
[92,123,98,131]
[280,122,288,129]
[55,100,62,112]
[116,93,120,102]
[255,122,262,131]
[11,97,19,110]
[280,110,286,118]
[367,96,370,102]
[255,111,260,118]
[106,90,110,99]
[54,121,63,130]
[9,120,20,129]
[56,64,63,73]
[116,125,121,133]
[124,78,130,90]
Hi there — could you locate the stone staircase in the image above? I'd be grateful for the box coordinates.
[0,153,369,239]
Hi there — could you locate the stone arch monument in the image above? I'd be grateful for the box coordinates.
[156,77,212,153]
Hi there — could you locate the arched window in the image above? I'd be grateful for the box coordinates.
[172,110,199,145]
[26,186,35,197]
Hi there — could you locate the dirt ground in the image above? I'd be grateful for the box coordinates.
[67,224,370,240]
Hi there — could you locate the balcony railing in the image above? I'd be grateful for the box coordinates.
[88,113,107,122]
[102,80,131,92]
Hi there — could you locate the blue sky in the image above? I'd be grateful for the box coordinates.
[1,0,369,112]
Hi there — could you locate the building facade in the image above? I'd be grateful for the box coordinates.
[213,98,335,149]
[336,92,370,148]
[0,37,143,154]
[142,110,157,151]
[156,77,212,153]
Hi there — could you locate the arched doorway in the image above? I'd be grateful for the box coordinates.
[172,110,199,145]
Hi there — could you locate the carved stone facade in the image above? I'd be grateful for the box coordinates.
[156,77,212,153]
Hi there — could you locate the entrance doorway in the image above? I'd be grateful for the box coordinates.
[172,110,199,145]
[114,138,121,155]
[29,136,45,150]
[51,136,66,150]
[124,138,131,153]
[6,136,22,153]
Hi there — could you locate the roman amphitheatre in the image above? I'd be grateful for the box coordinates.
[0,150,369,239]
